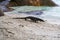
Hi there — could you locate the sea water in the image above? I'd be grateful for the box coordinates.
[40,7,60,24]
[6,6,60,25]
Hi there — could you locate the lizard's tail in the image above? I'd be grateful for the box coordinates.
[13,17,25,19]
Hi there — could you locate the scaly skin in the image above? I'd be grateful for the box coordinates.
[13,16,45,23]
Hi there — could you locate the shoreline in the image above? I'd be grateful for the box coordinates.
[4,12,60,25]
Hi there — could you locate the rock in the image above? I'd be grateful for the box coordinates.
[0,8,4,16]
[0,0,14,12]
[8,0,58,6]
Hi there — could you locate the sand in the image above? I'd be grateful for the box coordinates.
[0,15,60,40]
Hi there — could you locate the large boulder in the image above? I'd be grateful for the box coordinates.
[0,0,13,12]
[9,0,57,6]
[0,8,4,16]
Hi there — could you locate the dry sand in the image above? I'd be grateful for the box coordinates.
[0,15,60,40]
